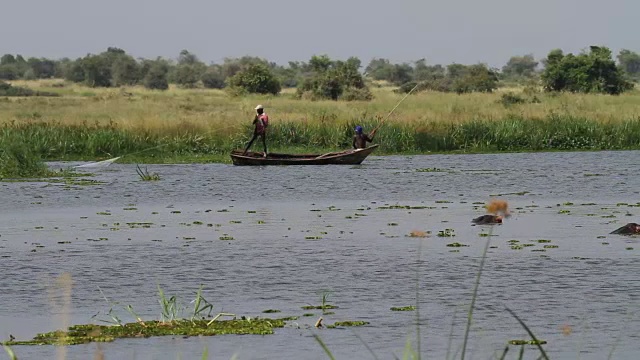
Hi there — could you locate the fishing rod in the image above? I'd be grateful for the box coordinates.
[371,82,422,134]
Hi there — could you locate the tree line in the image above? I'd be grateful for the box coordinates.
[1,46,638,99]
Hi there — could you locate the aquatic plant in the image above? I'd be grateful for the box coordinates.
[136,164,160,181]
[0,140,54,178]
[390,306,416,312]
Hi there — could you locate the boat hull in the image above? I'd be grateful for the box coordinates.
[230,145,378,166]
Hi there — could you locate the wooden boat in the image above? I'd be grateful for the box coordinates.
[230,145,379,166]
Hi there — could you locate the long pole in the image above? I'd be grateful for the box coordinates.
[372,82,421,133]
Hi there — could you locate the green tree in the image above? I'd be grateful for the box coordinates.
[542,46,632,94]
[226,63,281,95]
[64,60,86,83]
[502,54,538,79]
[27,58,56,78]
[201,65,226,89]
[79,54,112,87]
[0,54,16,65]
[0,64,20,80]
[143,59,170,90]
[298,55,371,100]
[617,49,640,80]
[171,50,206,88]
[112,55,141,86]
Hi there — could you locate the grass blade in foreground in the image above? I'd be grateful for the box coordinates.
[460,233,493,360]
[2,344,17,360]
[313,334,336,360]
[504,306,550,360]
[350,330,381,360]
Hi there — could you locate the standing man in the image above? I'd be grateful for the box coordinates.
[243,104,269,157]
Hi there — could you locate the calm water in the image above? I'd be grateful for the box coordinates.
[1,151,639,360]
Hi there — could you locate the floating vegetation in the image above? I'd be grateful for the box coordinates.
[415,167,451,173]
[262,309,281,314]
[558,210,571,214]
[305,236,323,240]
[511,245,524,250]
[536,239,552,243]
[490,191,529,196]
[96,212,111,216]
[301,305,337,310]
[303,313,315,317]
[509,339,547,345]
[326,321,369,329]
[626,247,634,250]
[219,236,234,241]
[229,220,242,224]
[543,245,559,249]
[247,210,256,213]
[437,229,455,237]
[5,318,289,346]
[171,211,181,214]
[446,242,467,247]
[387,222,398,226]
[435,200,452,204]
[378,205,427,210]
[135,164,160,181]
[390,306,416,311]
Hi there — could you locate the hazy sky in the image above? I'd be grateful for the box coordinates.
[2,0,637,67]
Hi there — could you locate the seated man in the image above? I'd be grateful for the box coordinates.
[352,125,376,149]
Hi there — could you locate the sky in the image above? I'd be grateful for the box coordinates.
[1,0,637,68]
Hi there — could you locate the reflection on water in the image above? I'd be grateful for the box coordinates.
[1,150,639,359]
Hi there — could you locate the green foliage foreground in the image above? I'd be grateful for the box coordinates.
[0,141,55,178]
[2,115,640,164]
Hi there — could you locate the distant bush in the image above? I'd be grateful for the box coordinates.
[297,55,371,101]
[499,92,526,106]
[0,81,59,97]
[143,61,169,90]
[395,63,498,94]
[201,67,226,89]
[340,87,373,101]
[226,63,281,95]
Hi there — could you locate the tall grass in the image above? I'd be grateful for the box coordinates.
[1,80,640,162]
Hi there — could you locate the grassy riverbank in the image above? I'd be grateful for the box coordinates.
[1,79,640,164]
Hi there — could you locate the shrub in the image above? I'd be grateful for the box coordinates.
[226,63,281,95]
[201,67,226,89]
[0,141,53,178]
[499,92,526,106]
[144,61,169,90]
[0,81,58,97]
[542,46,633,95]
[296,56,371,101]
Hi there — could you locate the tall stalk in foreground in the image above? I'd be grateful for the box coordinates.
[414,240,423,359]
[460,228,494,360]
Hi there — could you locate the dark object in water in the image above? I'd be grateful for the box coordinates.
[610,223,640,235]
[230,145,378,166]
[472,214,503,225]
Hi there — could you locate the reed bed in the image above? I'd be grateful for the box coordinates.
[1,80,640,162]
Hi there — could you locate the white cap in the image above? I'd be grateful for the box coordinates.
[255,104,264,110]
